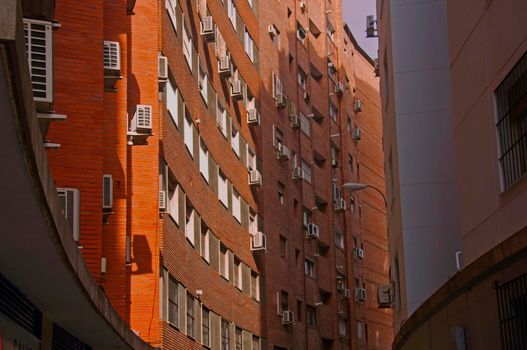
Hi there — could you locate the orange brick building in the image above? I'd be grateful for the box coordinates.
[26,0,392,348]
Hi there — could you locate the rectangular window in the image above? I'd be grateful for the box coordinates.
[220,244,230,280]
[339,318,348,337]
[233,258,242,290]
[183,23,193,70]
[251,271,259,301]
[249,210,258,235]
[202,307,210,347]
[247,147,257,171]
[184,113,194,157]
[301,160,312,183]
[329,102,338,120]
[185,200,195,246]
[168,276,178,327]
[300,112,310,136]
[199,65,208,103]
[279,290,289,314]
[307,305,317,327]
[166,79,179,127]
[199,140,209,182]
[165,0,178,31]
[297,67,307,90]
[201,224,210,263]
[296,22,307,44]
[221,319,230,350]
[218,170,229,207]
[231,126,240,156]
[335,228,344,249]
[304,258,315,278]
[232,188,241,222]
[186,293,195,338]
[356,320,362,339]
[227,0,237,28]
[279,235,287,258]
[217,102,228,137]
[277,181,285,205]
[168,178,179,224]
[244,29,255,62]
[252,336,260,350]
[235,327,242,350]
[495,52,527,190]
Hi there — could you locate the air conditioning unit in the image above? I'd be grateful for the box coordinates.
[201,16,215,41]
[336,276,345,291]
[334,198,346,213]
[292,167,303,180]
[159,190,167,211]
[231,80,243,99]
[131,105,153,132]
[282,310,294,325]
[102,174,113,210]
[335,81,344,95]
[290,115,300,129]
[374,58,380,77]
[218,56,232,78]
[249,170,262,187]
[354,98,363,112]
[104,40,121,73]
[57,188,80,242]
[354,248,364,260]
[343,288,351,299]
[306,223,319,239]
[268,25,277,37]
[275,93,286,109]
[366,15,377,38]
[24,19,53,103]
[377,284,394,308]
[276,144,290,160]
[247,109,260,126]
[355,288,366,302]
[158,56,168,82]
[251,232,267,251]
[352,128,361,141]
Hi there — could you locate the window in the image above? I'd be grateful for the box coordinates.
[304,258,315,278]
[235,327,242,350]
[339,318,348,337]
[346,116,352,132]
[199,140,209,182]
[168,276,178,327]
[232,188,241,222]
[166,0,178,31]
[227,0,237,28]
[217,102,228,137]
[496,273,527,350]
[199,64,208,102]
[270,24,280,49]
[302,208,312,228]
[186,293,195,337]
[297,67,307,90]
[185,200,195,246]
[220,244,230,280]
[273,125,284,148]
[183,23,193,69]
[297,300,302,322]
[279,290,289,314]
[348,154,354,172]
[300,112,310,136]
[279,235,287,258]
[329,102,338,120]
[168,178,179,224]
[184,113,194,157]
[244,29,255,62]
[24,19,53,103]
[202,307,210,347]
[247,147,257,172]
[495,52,527,190]
[277,181,285,205]
[307,306,317,326]
[231,126,240,156]
[301,160,312,183]
[356,321,362,339]
[218,170,229,207]
[249,209,258,235]
[252,336,260,350]
[350,195,356,212]
[200,224,210,263]
[166,79,179,127]
[221,319,230,350]
[233,258,242,290]
[251,272,259,300]
[296,22,307,44]
[335,228,344,249]
[326,18,335,42]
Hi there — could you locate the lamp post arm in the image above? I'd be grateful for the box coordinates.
[366,185,387,207]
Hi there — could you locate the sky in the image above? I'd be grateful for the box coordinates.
[342,0,378,59]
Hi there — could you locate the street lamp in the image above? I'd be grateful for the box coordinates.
[343,182,387,207]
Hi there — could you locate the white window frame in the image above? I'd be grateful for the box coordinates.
[184,113,194,157]
[232,188,241,223]
[166,79,179,127]
[244,29,255,62]
[231,126,240,157]
[199,140,209,182]
[300,112,310,136]
[168,180,179,225]
[185,202,195,246]
[183,23,193,70]
[217,101,228,138]
[227,0,237,28]
[301,160,312,183]
[218,171,229,207]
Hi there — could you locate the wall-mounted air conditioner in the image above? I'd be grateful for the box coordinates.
[290,115,300,129]
[247,109,260,126]
[249,170,262,187]
[201,16,215,41]
[158,56,168,82]
[159,190,167,212]
[276,144,290,160]
[251,232,267,251]
[306,223,319,239]
[334,198,346,213]
[282,310,294,325]
[219,56,232,78]
[292,167,303,180]
[231,80,243,99]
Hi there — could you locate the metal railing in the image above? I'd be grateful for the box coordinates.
[496,273,527,350]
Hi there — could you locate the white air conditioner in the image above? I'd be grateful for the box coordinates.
[231,80,243,99]
[335,81,344,95]
[268,25,277,37]
[131,105,153,132]
[282,310,294,325]
[355,287,366,302]
[158,56,168,82]
[102,174,113,210]
[292,167,303,180]
[343,288,351,299]
[247,109,260,126]
[352,128,361,141]
[251,232,267,251]
[306,223,319,239]
[377,284,394,308]
[275,93,286,109]
[290,115,300,129]
[219,56,232,77]
[354,98,363,112]
[104,40,121,73]
[57,188,80,242]
[335,198,346,213]
[249,170,262,187]
[354,248,364,260]
[24,19,53,103]
[276,144,290,160]
[159,190,167,211]
[201,16,215,41]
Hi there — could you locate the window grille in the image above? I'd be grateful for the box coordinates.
[496,273,527,350]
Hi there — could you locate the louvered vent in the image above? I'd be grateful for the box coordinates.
[102,174,113,209]
[23,19,53,103]
[135,105,152,129]
[103,40,121,72]
[57,188,80,241]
